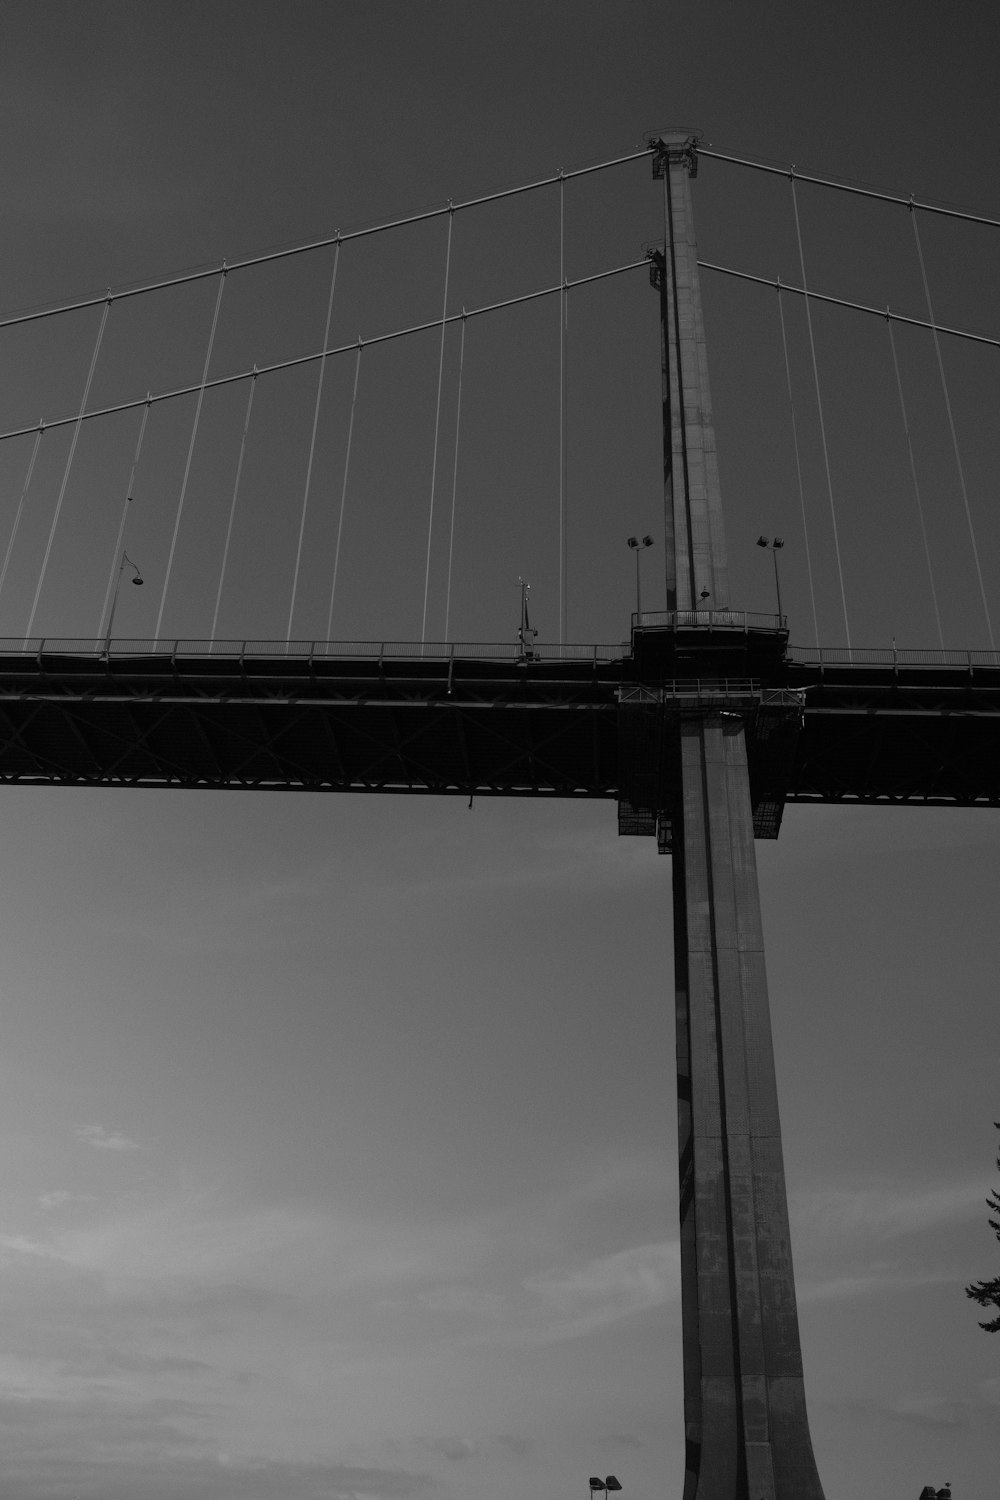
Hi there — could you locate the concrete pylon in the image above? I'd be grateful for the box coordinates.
[652,133,728,613]
[648,134,825,1499]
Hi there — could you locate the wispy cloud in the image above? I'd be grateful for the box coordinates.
[416,1435,477,1461]
[39,1189,96,1211]
[76,1124,143,1153]
[0,1232,60,1263]
[520,1240,680,1341]
[792,1180,982,1242]
[797,1268,953,1303]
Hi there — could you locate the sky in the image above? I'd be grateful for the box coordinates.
[0,3,998,1499]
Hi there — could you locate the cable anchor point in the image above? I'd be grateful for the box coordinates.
[646,129,701,179]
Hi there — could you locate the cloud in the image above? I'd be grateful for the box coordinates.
[496,1433,532,1456]
[76,1124,143,1152]
[792,1180,982,1242]
[521,1240,680,1341]
[39,1189,96,1211]
[418,1285,505,1317]
[836,1390,971,1431]
[797,1268,953,1303]
[417,1435,477,1461]
[0,1233,61,1263]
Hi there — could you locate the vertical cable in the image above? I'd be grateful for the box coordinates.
[287,240,341,644]
[885,310,944,649]
[775,282,819,645]
[0,423,43,608]
[97,397,151,643]
[443,313,467,642]
[790,175,850,649]
[910,204,994,650]
[326,342,363,645]
[155,266,227,640]
[421,208,454,646]
[558,171,567,647]
[26,297,111,639]
[211,372,257,648]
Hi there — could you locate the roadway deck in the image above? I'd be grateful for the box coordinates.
[0,625,997,836]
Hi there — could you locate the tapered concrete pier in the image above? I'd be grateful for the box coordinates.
[649,133,825,1499]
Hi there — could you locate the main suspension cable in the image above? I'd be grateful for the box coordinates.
[698,260,1000,347]
[910,205,994,651]
[287,241,341,643]
[0,148,654,334]
[211,371,257,647]
[97,396,151,642]
[700,146,1000,231]
[155,268,227,639]
[422,209,454,646]
[0,258,649,446]
[25,296,111,639]
[775,281,819,644]
[885,313,944,650]
[791,175,851,648]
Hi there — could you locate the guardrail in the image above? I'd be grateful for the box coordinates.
[0,637,631,665]
[785,645,1000,669]
[633,609,786,631]
[0,638,997,671]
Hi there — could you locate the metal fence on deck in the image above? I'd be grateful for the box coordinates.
[0,638,631,665]
[0,638,998,671]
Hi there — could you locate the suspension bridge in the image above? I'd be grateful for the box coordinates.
[0,129,998,1499]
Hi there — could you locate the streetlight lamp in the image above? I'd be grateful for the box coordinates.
[756,535,785,622]
[104,550,144,655]
[588,1477,622,1498]
[627,534,654,618]
[517,576,538,660]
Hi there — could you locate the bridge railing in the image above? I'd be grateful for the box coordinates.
[633,609,786,631]
[786,645,1000,669]
[0,637,632,665]
[0,638,999,670]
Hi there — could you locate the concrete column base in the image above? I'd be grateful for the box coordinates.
[673,714,824,1500]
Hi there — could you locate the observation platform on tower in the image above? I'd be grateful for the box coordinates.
[0,613,997,836]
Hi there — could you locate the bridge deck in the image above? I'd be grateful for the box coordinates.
[0,641,997,827]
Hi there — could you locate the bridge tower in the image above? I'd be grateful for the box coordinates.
[647,132,825,1500]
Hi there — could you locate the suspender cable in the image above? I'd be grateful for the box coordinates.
[790,174,851,649]
[211,371,257,648]
[775,281,819,645]
[25,296,110,639]
[885,311,944,649]
[0,424,43,606]
[909,204,994,650]
[96,396,151,643]
[421,208,454,646]
[443,313,467,643]
[154,267,226,640]
[326,341,362,645]
[287,241,341,644]
[558,171,567,648]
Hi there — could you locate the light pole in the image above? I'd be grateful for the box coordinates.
[104,551,144,655]
[627,534,654,618]
[756,534,785,622]
[588,1476,622,1499]
[517,577,538,660]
